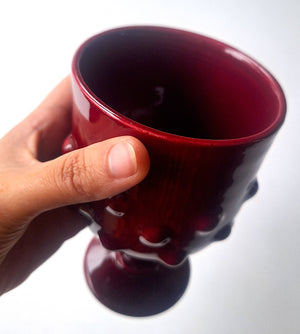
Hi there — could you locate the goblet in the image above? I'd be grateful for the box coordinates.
[62,26,286,316]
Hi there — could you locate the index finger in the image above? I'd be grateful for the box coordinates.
[28,75,73,161]
[0,76,73,164]
[3,76,73,162]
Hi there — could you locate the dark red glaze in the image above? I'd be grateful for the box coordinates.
[68,26,285,267]
[64,26,286,315]
[84,238,190,316]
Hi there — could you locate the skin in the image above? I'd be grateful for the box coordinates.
[0,76,150,295]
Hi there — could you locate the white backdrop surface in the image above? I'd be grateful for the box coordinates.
[0,1,299,333]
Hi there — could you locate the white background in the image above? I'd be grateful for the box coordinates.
[0,1,299,333]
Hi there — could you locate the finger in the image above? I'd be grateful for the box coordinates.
[0,76,72,162]
[3,136,150,221]
[30,75,73,161]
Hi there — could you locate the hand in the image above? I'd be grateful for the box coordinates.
[0,76,150,295]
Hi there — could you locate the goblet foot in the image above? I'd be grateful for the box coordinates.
[84,238,190,317]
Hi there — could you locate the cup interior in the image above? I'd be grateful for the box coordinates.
[76,27,285,141]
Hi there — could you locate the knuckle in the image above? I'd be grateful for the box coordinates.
[55,150,94,198]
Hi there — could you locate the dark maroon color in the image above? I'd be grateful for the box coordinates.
[64,26,286,315]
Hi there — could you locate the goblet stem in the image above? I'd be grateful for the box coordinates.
[84,238,190,317]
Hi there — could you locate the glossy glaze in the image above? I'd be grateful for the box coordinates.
[65,26,286,315]
[67,26,285,266]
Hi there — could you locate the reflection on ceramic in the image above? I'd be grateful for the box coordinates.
[63,26,286,316]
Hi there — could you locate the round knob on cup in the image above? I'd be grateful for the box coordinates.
[62,134,77,154]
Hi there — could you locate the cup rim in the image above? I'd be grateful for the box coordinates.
[72,25,286,147]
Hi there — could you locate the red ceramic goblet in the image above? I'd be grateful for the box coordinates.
[63,26,286,316]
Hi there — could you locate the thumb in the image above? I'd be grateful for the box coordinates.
[10,136,150,220]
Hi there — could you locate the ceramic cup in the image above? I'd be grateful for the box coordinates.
[64,26,286,266]
[63,26,286,316]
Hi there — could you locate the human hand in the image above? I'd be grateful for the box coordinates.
[0,76,150,294]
